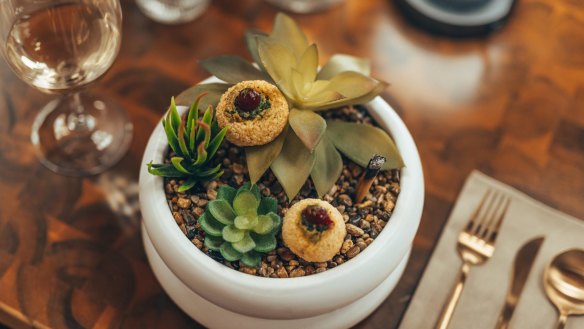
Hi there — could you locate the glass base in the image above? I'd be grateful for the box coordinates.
[31,92,133,176]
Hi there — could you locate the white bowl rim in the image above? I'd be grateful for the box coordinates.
[139,76,424,318]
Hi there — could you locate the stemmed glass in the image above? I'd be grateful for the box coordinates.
[0,0,132,176]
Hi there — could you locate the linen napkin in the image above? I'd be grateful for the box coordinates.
[400,171,584,329]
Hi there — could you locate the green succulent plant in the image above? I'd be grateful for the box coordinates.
[175,13,404,199]
[200,183,281,267]
[147,94,228,192]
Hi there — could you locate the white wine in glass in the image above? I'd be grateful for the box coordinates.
[0,0,132,176]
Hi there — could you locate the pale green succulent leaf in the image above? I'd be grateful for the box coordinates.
[170,157,189,174]
[233,190,260,216]
[217,185,237,205]
[270,13,309,60]
[245,29,268,71]
[238,182,252,192]
[163,116,180,155]
[253,215,274,235]
[199,212,224,237]
[298,44,318,87]
[245,126,287,183]
[223,225,245,243]
[177,119,191,158]
[304,80,330,98]
[147,162,184,178]
[271,129,316,200]
[241,251,262,267]
[250,184,261,200]
[176,83,231,111]
[257,38,295,99]
[189,119,196,151]
[258,196,277,215]
[311,136,343,197]
[207,126,228,159]
[326,121,404,170]
[178,177,198,192]
[220,242,242,261]
[301,90,344,108]
[196,110,213,145]
[320,71,378,100]
[200,55,268,84]
[290,69,305,103]
[311,80,388,111]
[267,212,282,235]
[289,108,326,152]
[186,93,202,140]
[169,97,181,132]
[194,163,222,178]
[208,200,236,225]
[232,233,256,253]
[234,215,259,230]
[204,235,223,251]
[251,232,277,253]
[317,54,371,80]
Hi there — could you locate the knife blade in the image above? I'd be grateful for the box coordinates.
[494,236,545,329]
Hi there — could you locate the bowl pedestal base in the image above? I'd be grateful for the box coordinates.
[142,224,411,329]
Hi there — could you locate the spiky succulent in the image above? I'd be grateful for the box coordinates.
[175,13,404,199]
[200,183,281,267]
[148,94,228,192]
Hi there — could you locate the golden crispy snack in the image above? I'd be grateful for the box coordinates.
[216,80,288,146]
[282,199,346,263]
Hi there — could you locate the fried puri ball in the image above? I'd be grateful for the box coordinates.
[282,199,346,263]
[216,80,288,146]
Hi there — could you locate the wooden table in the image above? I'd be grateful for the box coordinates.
[1,0,583,328]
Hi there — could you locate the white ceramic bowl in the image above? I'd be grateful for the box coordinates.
[139,79,424,328]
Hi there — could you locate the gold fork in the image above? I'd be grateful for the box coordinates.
[434,190,511,329]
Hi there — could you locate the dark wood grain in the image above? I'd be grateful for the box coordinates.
[1,0,583,328]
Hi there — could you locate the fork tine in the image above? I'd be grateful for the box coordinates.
[465,190,492,235]
[486,196,510,243]
[477,191,504,239]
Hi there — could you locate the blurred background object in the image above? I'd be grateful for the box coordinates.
[0,0,132,176]
[396,0,517,36]
[264,0,345,14]
[136,0,210,24]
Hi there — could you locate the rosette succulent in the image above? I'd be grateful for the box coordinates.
[200,183,281,267]
[147,94,228,192]
[176,13,404,199]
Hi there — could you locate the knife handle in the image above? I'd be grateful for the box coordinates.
[494,299,513,329]
[434,262,471,329]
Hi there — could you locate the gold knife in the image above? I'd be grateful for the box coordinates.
[494,236,545,329]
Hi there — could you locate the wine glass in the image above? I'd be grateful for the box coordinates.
[0,0,132,176]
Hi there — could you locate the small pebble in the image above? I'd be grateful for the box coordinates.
[277,267,289,278]
[240,266,257,275]
[338,194,352,207]
[193,207,204,217]
[346,224,364,237]
[192,238,203,249]
[290,268,306,277]
[341,240,354,254]
[346,245,361,258]
[277,248,295,262]
[207,189,217,200]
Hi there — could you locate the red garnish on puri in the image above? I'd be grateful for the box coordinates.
[301,205,334,230]
[235,88,261,112]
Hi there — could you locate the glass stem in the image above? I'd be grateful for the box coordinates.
[66,92,94,133]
